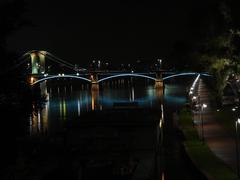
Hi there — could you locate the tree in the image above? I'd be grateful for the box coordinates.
[0,0,28,69]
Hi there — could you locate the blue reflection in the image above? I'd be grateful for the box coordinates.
[30,82,187,135]
[164,95,186,104]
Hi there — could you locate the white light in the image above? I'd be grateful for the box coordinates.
[62,73,65,76]
[159,119,163,128]
[192,96,197,100]
[202,104,207,108]
[41,71,45,74]
[44,74,48,77]
[237,118,240,124]
[58,74,61,76]
[217,109,220,112]
[76,73,79,76]
[189,91,193,95]
[232,108,236,112]
[190,87,194,90]
[131,70,134,73]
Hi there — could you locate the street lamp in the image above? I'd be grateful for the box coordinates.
[235,118,240,177]
[191,96,197,110]
[200,103,207,144]
[157,59,162,70]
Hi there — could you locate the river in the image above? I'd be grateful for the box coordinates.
[19,77,207,180]
[28,78,187,136]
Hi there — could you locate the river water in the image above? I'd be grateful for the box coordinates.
[28,78,188,136]
[18,77,208,180]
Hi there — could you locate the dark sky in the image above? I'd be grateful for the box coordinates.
[7,0,192,66]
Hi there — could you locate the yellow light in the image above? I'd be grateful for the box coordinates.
[30,77,35,84]
[161,172,165,180]
[159,119,163,128]
[63,99,66,118]
[91,96,95,110]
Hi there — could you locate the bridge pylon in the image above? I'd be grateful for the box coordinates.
[30,51,46,74]
[154,70,164,89]
[154,79,163,88]
[90,72,99,91]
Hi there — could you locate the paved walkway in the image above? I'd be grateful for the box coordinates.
[193,78,238,174]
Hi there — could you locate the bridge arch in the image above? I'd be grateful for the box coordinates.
[31,75,91,85]
[162,72,202,80]
[97,73,157,83]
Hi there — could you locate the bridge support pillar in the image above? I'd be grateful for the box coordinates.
[91,82,99,91]
[155,79,163,88]
[155,79,164,97]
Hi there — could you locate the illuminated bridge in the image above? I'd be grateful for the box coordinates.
[15,50,210,91]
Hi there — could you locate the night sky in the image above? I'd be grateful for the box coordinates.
[7,0,193,66]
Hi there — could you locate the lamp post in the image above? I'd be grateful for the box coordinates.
[235,118,240,177]
[192,96,197,108]
[157,59,162,70]
[200,103,207,144]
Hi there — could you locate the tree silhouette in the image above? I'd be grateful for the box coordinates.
[0,0,28,69]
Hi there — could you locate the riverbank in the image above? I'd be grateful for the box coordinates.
[179,78,239,180]
[179,108,238,180]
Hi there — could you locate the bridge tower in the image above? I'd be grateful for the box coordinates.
[30,51,46,74]
[29,51,48,97]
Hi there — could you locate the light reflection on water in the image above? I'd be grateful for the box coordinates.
[29,82,186,136]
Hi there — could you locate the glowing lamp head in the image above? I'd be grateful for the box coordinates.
[237,118,240,124]
[202,104,207,108]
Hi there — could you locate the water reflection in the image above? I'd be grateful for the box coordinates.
[91,87,99,111]
[30,100,49,135]
[29,81,186,136]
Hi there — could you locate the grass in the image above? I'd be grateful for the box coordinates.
[179,108,239,180]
